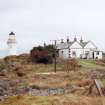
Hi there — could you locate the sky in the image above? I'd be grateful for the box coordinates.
[0,0,105,57]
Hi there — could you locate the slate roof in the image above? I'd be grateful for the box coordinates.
[57,40,91,50]
[79,41,89,47]
[57,42,69,49]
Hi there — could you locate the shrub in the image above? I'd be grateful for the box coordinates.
[65,58,80,72]
[17,54,30,64]
[30,46,53,64]
[4,55,18,63]
[4,54,30,64]
[0,60,6,70]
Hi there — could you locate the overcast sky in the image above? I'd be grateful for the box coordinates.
[0,0,105,56]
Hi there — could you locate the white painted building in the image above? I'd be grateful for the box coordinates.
[7,32,17,56]
[57,37,103,59]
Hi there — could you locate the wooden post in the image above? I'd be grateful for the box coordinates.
[94,79,104,96]
[54,40,57,73]
[50,40,58,73]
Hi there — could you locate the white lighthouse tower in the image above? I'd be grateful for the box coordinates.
[7,32,17,56]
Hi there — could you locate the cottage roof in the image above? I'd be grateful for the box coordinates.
[57,43,69,49]
[79,41,89,47]
[57,39,97,50]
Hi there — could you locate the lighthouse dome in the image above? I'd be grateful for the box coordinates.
[7,32,16,44]
[9,32,15,35]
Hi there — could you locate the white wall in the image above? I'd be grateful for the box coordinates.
[94,51,103,59]
[69,41,83,58]
[58,48,103,59]
[8,43,17,56]
[59,48,83,59]
[70,48,83,58]
[84,41,97,49]
[59,49,69,59]
[83,49,93,59]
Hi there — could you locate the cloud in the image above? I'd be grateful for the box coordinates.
[0,0,105,57]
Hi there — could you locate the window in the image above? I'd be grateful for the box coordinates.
[72,51,76,57]
[85,51,89,56]
[61,51,64,54]
[69,54,71,58]
[96,52,99,55]
[69,49,71,53]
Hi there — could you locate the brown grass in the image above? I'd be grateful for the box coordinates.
[0,95,105,105]
[1,56,105,105]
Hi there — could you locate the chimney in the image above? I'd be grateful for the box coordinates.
[80,36,83,43]
[61,39,64,43]
[44,42,46,47]
[67,36,69,43]
[74,36,77,41]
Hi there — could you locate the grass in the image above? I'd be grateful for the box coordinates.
[30,59,105,73]
[0,94,105,105]
[0,59,105,105]
[20,59,105,88]
[79,59,105,70]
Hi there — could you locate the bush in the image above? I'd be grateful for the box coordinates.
[0,60,7,70]
[17,54,30,64]
[4,55,18,63]
[65,58,80,72]
[4,54,30,64]
[30,46,53,64]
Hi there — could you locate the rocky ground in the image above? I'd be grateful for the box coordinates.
[0,55,105,104]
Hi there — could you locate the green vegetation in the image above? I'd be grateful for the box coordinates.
[79,59,105,70]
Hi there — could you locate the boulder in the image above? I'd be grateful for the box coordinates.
[0,69,8,76]
[89,69,105,79]
[7,62,22,71]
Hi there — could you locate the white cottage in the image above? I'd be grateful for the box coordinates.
[57,37,103,59]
